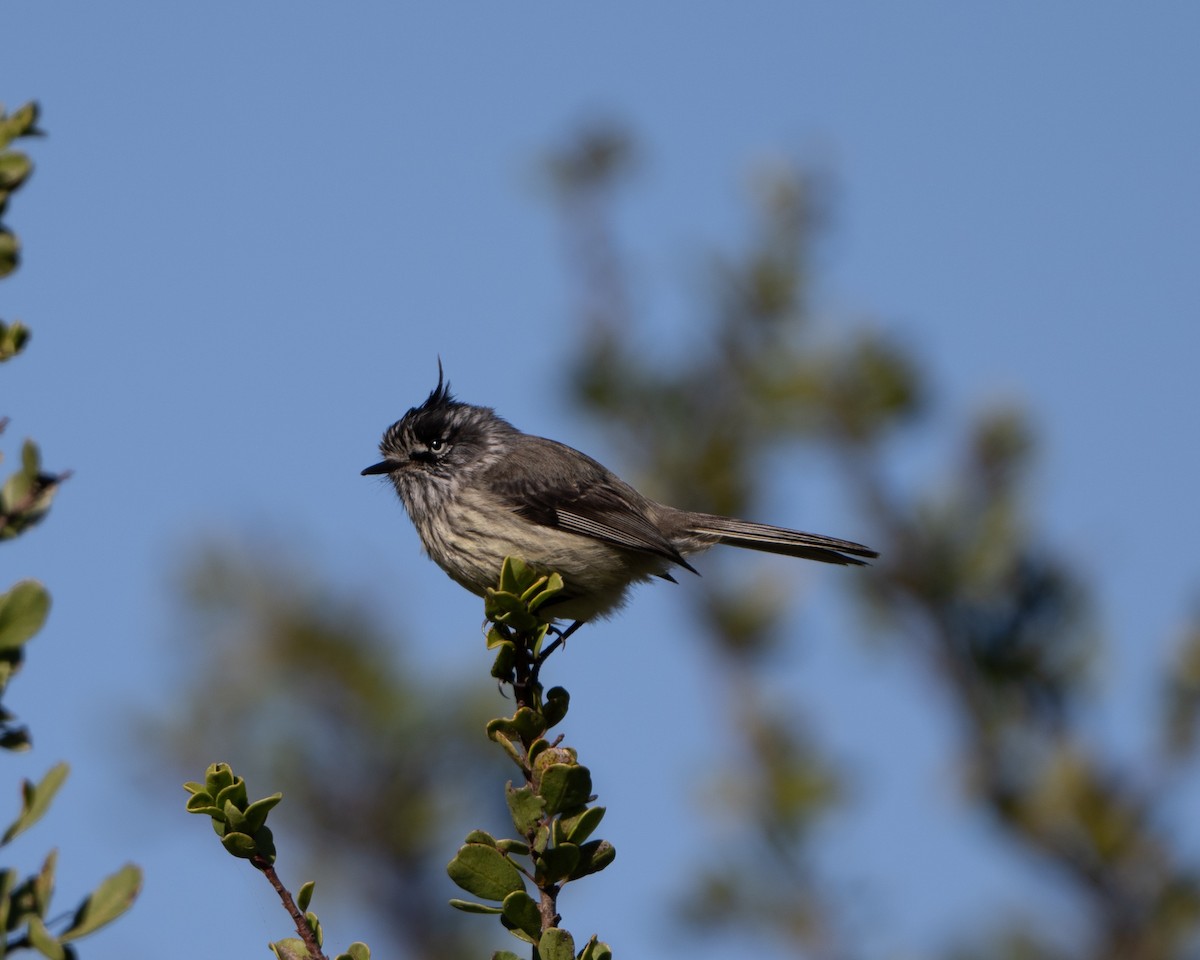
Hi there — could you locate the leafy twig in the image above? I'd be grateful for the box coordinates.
[185,763,371,960]
[445,558,613,960]
[253,855,328,960]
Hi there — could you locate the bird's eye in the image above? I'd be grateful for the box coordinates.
[428,437,446,453]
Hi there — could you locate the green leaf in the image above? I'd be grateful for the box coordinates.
[254,826,277,862]
[485,594,540,632]
[543,686,570,728]
[3,761,68,845]
[0,580,51,650]
[335,944,371,960]
[0,229,18,280]
[578,935,613,960]
[34,849,57,916]
[220,831,259,859]
[496,838,530,856]
[214,778,248,812]
[537,763,593,816]
[532,745,577,772]
[526,573,565,612]
[0,320,30,361]
[446,842,525,902]
[491,952,523,960]
[486,590,527,620]
[0,866,16,931]
[484,556,560,633]
[500,889,542,942]
[487,716,516,739]
[498,556,534,594]
[485,720,528,767]
[242,792,282,833]
[26,915,65,960]
[535,843,579,885]
[518,574,552,604]
[0,102,40,149]
[486,625,512,650]
[184,792,221,818]
[558,805,605,845]
[222,799,248,833]
[538,927,575,960]
[60,864,141,942]
[448,898,503,914]
[464,829,497,846]
[490,641,516,681]
[0,439,39,513]
[269,938,310,960]
[506,782,545,835]
[304,910,322,946]
[0,152,31,191]
[511,706,547,741]
[531,822,551,855]
[20,440,38,476]
[527,738,550,765]
[570,839,616,879]
[204,762,237,795]
[296,880,315,914]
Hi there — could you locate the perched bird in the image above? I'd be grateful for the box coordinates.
[363,369,876,633]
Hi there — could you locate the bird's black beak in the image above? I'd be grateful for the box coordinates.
[361,459,401,476]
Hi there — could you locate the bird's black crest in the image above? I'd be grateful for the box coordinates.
[391,360,476,451]
[383,360,513,455]
[416,359,456,414]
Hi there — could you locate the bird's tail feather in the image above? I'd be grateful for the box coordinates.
[686,513,877,566]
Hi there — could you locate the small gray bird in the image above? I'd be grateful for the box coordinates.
[363,369,876,633]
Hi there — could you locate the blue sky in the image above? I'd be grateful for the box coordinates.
[4,4,1200,958]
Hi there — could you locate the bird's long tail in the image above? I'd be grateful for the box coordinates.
[685,513,877,566]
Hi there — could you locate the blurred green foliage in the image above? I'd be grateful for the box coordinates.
[2,99,140,957]
[154,544,504,960]
[184,761,372,960]
[154,123,1200,960]
[0,101,40,282]
[544,123,1200,960]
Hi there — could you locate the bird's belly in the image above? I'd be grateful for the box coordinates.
[414,495,671,620]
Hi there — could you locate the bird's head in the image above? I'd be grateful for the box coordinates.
[361,364,513,495]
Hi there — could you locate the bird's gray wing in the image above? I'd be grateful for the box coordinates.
[487,436,696,572]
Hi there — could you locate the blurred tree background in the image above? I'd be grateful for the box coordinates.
[150,125,1200,960]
